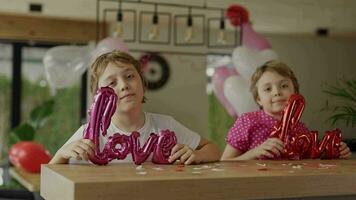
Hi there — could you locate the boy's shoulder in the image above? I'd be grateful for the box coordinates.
[145,112,175,123]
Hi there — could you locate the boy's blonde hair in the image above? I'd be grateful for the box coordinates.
[250,60,300,103]
[89,50,147,100]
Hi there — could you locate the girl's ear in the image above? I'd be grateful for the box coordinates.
[256,96,262,107]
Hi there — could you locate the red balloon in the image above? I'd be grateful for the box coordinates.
[270,94,342,160]
[225,4,249,27]
[9,142,51,173]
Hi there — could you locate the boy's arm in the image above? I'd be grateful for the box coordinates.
[49,139,95,164]
[49,153,70,164]
[194,138,220,163]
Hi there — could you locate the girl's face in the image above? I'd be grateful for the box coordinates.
[98,62,144,113]
[256,71,295,118]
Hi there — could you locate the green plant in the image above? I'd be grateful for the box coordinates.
[208,94,235,151]
[9,99,55,147]
[322,79,356,127]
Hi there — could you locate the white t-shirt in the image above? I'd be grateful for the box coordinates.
[60,112,201,164]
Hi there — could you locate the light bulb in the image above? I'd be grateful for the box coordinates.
[148,14,159,40]
[184,16,194,42]
[217,29,227,44]
[113,21,124,38]
[113,10,124,38]
[184,26,194,42]
[148,24,159,40]
[217,19,226,44]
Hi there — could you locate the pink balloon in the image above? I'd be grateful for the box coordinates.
[223,75,258,116]
[92,37,129,60]
[242,23,271,51]
[131,132,158,165]
[83,87,178,165]
[212,67,238,118]
[152,130,177,164]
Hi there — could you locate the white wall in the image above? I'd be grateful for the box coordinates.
[141,53,209,137]
[135,35,356,140]
[267,35,356,139]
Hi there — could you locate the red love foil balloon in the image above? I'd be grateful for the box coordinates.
[83,87,177,165]
[270,94,342,160]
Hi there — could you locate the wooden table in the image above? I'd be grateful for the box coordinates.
[9,167,40,192]
[41,160,356,200]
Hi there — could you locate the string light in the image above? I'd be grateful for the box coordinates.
[148,4,159,40]
[217,10,227,44]
[113,0,124,38]
[184,7,194,42]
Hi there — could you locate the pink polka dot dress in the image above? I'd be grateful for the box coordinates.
[226,110,309,159]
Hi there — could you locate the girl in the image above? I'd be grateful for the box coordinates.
[221,60,351,160]
[50,51,220,165]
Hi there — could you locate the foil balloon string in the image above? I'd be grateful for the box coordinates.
[270,94,341,160]
[83,87,177,165]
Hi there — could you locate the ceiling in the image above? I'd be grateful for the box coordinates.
[0,0,355,37]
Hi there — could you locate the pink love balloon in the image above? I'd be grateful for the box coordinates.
[212,66,238,118]
[152,130,177,164]
[83,87,177,165]
[105,133,131,160]
[131,132,158,165]
[242,23,271,51]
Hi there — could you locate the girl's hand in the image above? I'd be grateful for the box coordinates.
[58,139,96,161]
[250,138,284,159]
[168,144,200,165]
[339,142,352,159]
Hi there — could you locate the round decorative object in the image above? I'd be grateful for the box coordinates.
[140,53,170,90]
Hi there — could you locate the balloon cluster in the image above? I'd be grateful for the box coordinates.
[270,94,342,160]
[43,37,128,95]
[83,87,177,165]
[212,4,278,118]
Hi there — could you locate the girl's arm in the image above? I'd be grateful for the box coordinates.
[221,138,284,161]
[221,144,254,161]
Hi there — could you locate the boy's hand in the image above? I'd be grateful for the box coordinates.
[250,138,284,159]
[58,139,95,161]
[168,144,199,165]
[339,142,352,159]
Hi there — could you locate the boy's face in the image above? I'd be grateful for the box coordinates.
[98,62,144,113]
[256,71,295,118]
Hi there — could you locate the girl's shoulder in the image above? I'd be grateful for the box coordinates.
[238,110,265,121]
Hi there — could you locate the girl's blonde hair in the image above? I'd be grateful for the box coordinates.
[250,60,300,103]
[89,50,147,101]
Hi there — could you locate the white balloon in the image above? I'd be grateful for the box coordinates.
[224,75,258,115]
[232,47,278,79]
[91,37,129,62]
[43,45,93,93]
